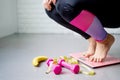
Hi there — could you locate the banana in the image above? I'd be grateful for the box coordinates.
[32,56,48,67]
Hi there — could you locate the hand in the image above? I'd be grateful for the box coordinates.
[43,0,56,11]
[52,0,56,5]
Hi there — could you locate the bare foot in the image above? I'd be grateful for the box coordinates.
[83,37,96,57]
[89,34,115,62]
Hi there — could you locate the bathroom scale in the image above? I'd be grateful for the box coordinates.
[70,53,120,68]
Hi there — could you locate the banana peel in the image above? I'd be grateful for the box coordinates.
[59,56,79,64]
[80,64,96,76]
[32,56,48,67]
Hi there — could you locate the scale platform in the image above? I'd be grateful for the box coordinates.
[70,53,120,68]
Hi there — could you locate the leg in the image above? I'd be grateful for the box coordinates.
[56,0,115,62]
[45,4,96,56]
[90,34,115,62]
[83,37,96,58]
[45,5,90,39]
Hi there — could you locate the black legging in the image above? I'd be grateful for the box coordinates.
[45,6,91,39]
[45,0,120,39]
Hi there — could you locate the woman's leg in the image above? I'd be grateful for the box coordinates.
[55,0,115,62]
[45,4,97,56]
[45,5,90,39]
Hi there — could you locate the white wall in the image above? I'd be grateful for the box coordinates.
[0,0,119,38]
[17,0,73,34]
[0,0,17,38]
[17,0,120,34]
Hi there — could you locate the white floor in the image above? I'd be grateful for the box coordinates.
[0,33,120,80]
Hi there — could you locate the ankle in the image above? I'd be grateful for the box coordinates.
[97,34,115,44]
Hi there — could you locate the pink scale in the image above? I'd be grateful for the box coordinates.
[70,53,120,68]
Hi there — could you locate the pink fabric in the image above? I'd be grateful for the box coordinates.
[70,10,95,31]
[70,53,120,68]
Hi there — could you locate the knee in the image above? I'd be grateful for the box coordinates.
[56,2,74,12]
[56,2,74,19]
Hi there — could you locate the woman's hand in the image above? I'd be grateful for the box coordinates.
[52,0,56,5]
[43,0,56,11]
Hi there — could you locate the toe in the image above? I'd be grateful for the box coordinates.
[93,57,97,62]
[89,56,94,61]
[83,52,94,58]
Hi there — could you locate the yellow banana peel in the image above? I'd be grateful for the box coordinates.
[32,56,48,67]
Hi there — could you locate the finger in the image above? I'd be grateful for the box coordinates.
[48,0,52,4]
[52,0,56,5]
